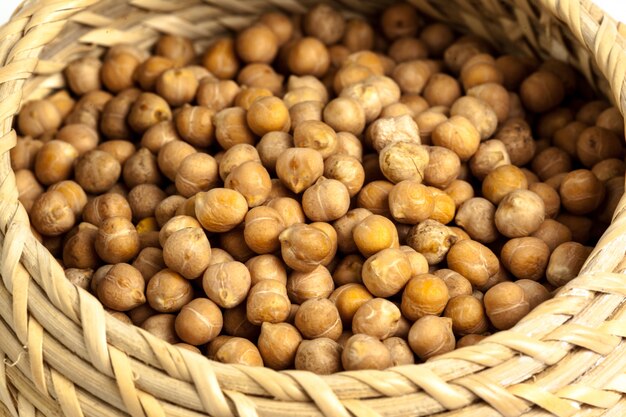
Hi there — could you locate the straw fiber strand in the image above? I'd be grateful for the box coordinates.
[0,0,625,416]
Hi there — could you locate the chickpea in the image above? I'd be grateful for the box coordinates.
[216,338,263,366]
[64,56,101,95]
[196,79,240,111]
[530,219,572,252]
[408,316,455,360]
[349,297,401,340]
[11,136,43,172]
[518,70,565,113]
[258,11,292,46]
[546,242,592,287]
[301,177,350,222]
[173,153,218,197]
[559,169,605,215]
[444,180,474,208]
[295,338,343,374]
[128,93,172,134]
[333,63,374,95]
[288,100,323,131]
[406,219,457,265]
[495,118,536,166]
[224,161,272,208]
[482,165,528,205]
[500,236,550,281]
[322,155,365,198]
[95,217,140,264]
[433,269,472,299]
[258,322,302,370]
[592,158,625,182]
[243,206,285,254]
[132,247,165,282]
[15,169,43,213]
[495,189,545,238]
[280,224,333,272]
[339,82,383,123]
[200,261,251,309]
[577,126,623,168]
[213,107,255,149]
[401,274,449,321]
[332,255,364,286]
[245,255,287,286]
[455,198,498,244]
[141,314,179,344]
[139,121,178,154]
[72,149,120,194]
[174,298,223,346]
[329,283,373,324]
[33,140,78,186]
[292,120,337,159]
[288,37,330,77]
[287,266,334,304]
[201,37,239,80]
[516,279,550,310]
[352,215,399,257]
[245,96,290,136]
[596,107,624,136]
[342,334,392,371]
[65,268,93,291]
[461,61,503,92]
[431,116,480,161]
[266,197,305,227]
[257,132,293,173]
[222,304,259,340]
[484,282,530,330]
[97,263,145,311]
[247,279,291,324]
[120,148,160,189]
[302,4,345,45]
[236,24,278,64]
[146,269,193,312]
[195,188,248,233]
[323,97,366,135]
[63,223,99,269]
[379,141,429,184]
[236,63,283,96]
[443,295,489,335]
[529,147,571,183]
[173,106,214,147]
[387,180,434,224]
[154,35,194,67]
[161,226,211,278]
[359,248,411,297]
[295,298,342,340]
[467,140,509,180]
[83,193,132,227]
[275,148,324,193]
[30,191,75,237]
[447,239,499,287]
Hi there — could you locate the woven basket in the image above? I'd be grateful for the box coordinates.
[1,0,626,416]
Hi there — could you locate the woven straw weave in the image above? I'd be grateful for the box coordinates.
[0,0,625,416]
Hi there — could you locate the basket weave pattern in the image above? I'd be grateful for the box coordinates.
[0,0,625,416]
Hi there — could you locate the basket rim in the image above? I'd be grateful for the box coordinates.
[0,1,626,416]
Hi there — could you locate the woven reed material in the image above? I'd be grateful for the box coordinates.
[0,0,625,416]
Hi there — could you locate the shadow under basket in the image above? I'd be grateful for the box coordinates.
[1,0,626,416]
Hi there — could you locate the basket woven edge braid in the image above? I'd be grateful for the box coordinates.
[0,0,625,416]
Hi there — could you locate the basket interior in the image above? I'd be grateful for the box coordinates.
[0,1,625,417]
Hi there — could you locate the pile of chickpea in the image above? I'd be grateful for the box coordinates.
[12,2,624,373]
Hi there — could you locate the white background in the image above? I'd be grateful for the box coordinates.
[0,1,624,39]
